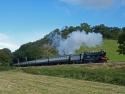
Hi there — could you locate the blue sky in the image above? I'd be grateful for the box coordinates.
[0,0,125,51]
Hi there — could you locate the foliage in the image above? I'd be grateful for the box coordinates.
[118,30,125,54]
[0,48,12,66]
[60,23,121,39]
[92,24,121,39]
[80,23,92,32]
[58,23,121,39]
[13,38,58,63]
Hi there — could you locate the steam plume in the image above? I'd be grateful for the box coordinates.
[49,31,103,55]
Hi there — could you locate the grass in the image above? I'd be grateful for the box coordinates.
[76,39,125,62]
[22,63,125,86]
[0,66,14,71]
[0,71,125,94]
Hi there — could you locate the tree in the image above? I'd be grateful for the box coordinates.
[92,24,121,39]
[110,27,121,40]
[61,26,76,39]
[118,31,125,54]
[80,23,91,32]
[0,48,12,66]
[13,38,58,63]
[92,24,112,39]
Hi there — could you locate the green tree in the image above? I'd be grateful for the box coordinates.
[13,38,58,62]
[92,24,111,39]
[61,26,76,38]
[118,30,125,54]
[110,27,121,40]
[80,23,91,32]
[0,48,12,66]
[92,24,121,39]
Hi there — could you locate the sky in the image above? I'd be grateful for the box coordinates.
[0,0,125,51]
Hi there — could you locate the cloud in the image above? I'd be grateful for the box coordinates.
[0,33,19,51]
[60,0,114,9]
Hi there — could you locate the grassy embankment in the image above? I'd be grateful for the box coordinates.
[22,63,125,86]
[0,71,125,94]
[76,39,125,62]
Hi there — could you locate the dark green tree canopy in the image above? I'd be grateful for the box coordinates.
[0,48,12,66]
[80,23,92,32]
[118,31,125,54]
[13,37,58,62]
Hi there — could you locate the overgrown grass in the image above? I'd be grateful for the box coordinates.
[22,63,125,86]
[0,65,14,71]
[76,40,125,62]
[1,71,125,94]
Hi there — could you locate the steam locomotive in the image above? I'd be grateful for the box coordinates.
[13,51,108,67]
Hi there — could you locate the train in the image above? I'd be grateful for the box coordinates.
[13,50,108,67]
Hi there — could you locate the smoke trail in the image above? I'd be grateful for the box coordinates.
[49,31,103,55]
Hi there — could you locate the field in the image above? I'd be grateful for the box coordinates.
[0,71,125,94]
[76,40,125,62]
[22,63,125,86]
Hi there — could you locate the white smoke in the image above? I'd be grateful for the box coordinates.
[50,31,103,55]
